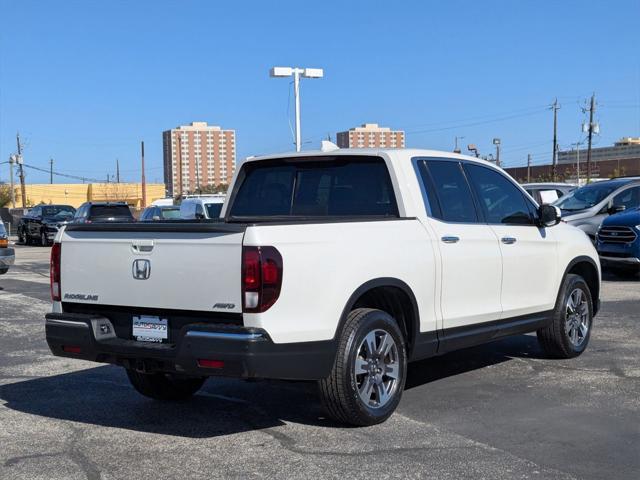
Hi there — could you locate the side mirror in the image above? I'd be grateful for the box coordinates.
[195,212,205,220]
[607,204,626,215]
[538,204,561,227]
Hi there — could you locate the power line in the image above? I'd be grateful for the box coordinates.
[22,163,102,183]
[404,106,549,135]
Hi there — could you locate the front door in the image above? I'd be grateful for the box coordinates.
[464,163,559,318]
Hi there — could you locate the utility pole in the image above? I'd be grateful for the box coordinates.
[116,159,120,183]
[9,155,16,208]
[176,135,183,198]
[195,155,200,194]
[527,154,531,183]
[16,133,27,208]
[551,99,560,181]
[584,94,596,183]
[141,141,147,208]
[50,158,54,184]
[454,136,464,154]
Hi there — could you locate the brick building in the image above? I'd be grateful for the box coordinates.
[336,123,405,149]
[163,122,235,196]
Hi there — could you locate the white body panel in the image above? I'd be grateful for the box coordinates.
[424,219,502,328]
[59,230,243,313]
[489,224,559,317]
[242,219,438,343]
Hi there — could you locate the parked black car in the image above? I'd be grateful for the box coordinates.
[17,204,76,246]
[72,202,135,224]
[139,205,180,221]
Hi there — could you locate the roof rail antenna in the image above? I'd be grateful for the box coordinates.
[320,140,339,152]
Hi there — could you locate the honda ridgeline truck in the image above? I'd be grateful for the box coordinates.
[46,149,600,426]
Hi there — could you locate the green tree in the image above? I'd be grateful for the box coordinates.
[0,183,13,208]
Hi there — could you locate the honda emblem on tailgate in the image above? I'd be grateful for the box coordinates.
[132,259,151,280]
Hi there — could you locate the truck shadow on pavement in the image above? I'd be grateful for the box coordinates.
[0,334,545,436]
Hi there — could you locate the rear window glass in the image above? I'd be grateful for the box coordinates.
[89,205,132,218]
[229,157,398,218]
[160,208,181,219]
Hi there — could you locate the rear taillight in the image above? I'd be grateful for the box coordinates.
[50,242,61,301]
[242,246,283,313]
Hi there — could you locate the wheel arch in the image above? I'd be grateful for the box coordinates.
[563,256,600,315]
[334,278,421,358]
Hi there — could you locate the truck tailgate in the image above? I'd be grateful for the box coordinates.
[59,222,245,314]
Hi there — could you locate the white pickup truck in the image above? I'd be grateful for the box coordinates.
[46,149,600,426]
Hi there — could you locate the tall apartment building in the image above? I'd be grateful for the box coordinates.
[163,122,236,196]
[336,123,405,149]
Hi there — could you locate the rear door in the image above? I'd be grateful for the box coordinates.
[417,160,503,328]
[464,163,558,317]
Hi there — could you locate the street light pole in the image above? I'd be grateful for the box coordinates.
[270,66,324,153]
[493,138,501,167]
[293,69,301,152]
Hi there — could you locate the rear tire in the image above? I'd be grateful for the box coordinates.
[318,308,407,426]
[126,369,206,401]
[537,274,593,359]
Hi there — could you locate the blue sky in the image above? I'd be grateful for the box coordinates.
[1,0,639,184]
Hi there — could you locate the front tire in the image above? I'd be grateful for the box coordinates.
[537,274,594,358]
[318,308,407,426]
[17,228,25,244]
[126,369,206,401]
[40,230,49,246]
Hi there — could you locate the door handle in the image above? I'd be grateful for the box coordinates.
[441,236,460,244]
[501,236,517,244]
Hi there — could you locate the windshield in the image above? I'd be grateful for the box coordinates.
[228,157,398,219]
[554,184,617,211]
[205,203,223,218]
[160,208,181,219]
[42,205,75,220]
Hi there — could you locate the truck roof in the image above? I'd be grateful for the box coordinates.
[242,148,497,168]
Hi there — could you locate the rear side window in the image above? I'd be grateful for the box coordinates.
[205,203,223,218]
[464,164,534,225]
[422,160,478,223]
[229,157,398,218]
[89,205,132,219]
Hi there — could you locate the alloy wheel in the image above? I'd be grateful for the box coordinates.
[565,288,589,347]
[354,329,400,409]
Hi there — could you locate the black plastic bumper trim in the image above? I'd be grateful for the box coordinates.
[45,312,336,381]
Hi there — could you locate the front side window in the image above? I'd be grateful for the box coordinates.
[464,164,534,225]
[228,157,398,219]
[612,186,640,210]
[422,160,478,223]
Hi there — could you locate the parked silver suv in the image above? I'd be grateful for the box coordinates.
[554,177,640,241]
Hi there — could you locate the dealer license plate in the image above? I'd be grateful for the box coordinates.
[132,315,168,343]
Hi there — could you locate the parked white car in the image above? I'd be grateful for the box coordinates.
[46,149,600,426]
[179,196,225,219]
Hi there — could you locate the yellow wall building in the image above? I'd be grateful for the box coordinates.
[10,183,166,209]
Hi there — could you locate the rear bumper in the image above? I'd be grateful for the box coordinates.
[0,248,15,270]
[45,312,336,380]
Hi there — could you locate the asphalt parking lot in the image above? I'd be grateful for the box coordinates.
[0,243,638,480]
